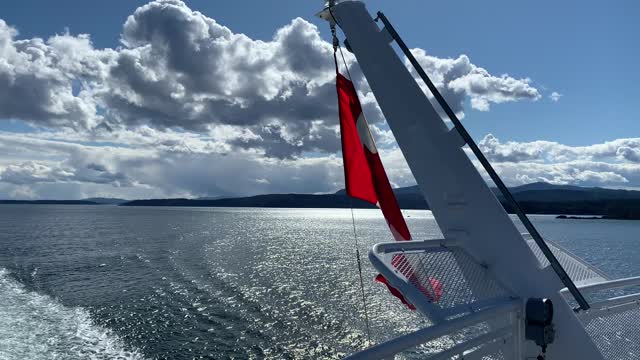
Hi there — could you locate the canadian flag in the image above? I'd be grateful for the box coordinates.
[336,71,442,309]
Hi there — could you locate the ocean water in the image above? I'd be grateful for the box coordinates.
[0,205,639,359]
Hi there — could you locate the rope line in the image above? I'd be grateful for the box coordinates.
[331,9,373,344]
[349,199,372,345]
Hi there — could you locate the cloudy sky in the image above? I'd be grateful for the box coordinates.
[0,0,638,200]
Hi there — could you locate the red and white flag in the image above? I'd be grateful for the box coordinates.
[336,70,442,309]
[337,73,411,242]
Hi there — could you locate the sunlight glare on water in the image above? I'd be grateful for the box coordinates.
[0,205,638,359]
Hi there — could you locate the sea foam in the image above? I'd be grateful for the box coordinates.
[0,268,144,360]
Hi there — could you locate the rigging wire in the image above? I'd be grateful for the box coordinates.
[349,200,372,345]
[330,10,373,345]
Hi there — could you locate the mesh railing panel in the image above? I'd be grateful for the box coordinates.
[480,350,506,360]
[524,238,608,285]
[388,247,511,313]
[583,305,640,359]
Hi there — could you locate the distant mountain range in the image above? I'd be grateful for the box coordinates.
[121,182,640,219]
[3,183,640,219]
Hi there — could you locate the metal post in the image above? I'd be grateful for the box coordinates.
[374,11,589,311]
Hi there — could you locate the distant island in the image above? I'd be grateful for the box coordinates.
[83,197,129,205]
[556,214,640,220]
[556,215,603,220]
[3,182,640,220]
[0,197,127,205]
[0,200,100,205]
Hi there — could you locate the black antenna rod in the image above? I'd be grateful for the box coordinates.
[375,11,589,311]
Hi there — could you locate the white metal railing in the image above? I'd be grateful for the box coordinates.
[588,292,640,313]
[566,276,640,359]
[344,300,521,360]
[566,275,640,321]
[563,275,640,295]
[559,276,640,323]
[369,240,515,323]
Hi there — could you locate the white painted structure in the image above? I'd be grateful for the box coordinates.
[321,1,640,359]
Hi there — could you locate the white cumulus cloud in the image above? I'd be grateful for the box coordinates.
[0,0,599,200]
[408,49,541,115]
[549,91,563,102]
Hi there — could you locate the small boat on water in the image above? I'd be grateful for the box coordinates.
[318,1,640,359]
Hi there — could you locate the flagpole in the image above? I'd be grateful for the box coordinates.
[374,11,589,311]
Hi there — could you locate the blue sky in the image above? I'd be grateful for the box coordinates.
[0,0,639,199]
[3,0,637,145]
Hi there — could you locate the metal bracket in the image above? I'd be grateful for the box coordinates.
[447,127,467,148]
[379,26,394,44]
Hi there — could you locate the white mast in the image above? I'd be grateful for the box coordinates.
[329,1,603,358]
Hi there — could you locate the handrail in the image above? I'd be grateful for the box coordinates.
[344,300,521,360]
[561,276,640,294]
[374,11,590,311]
[588,293,640,310]
[371,239,456,254]
[580,298,640,323]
